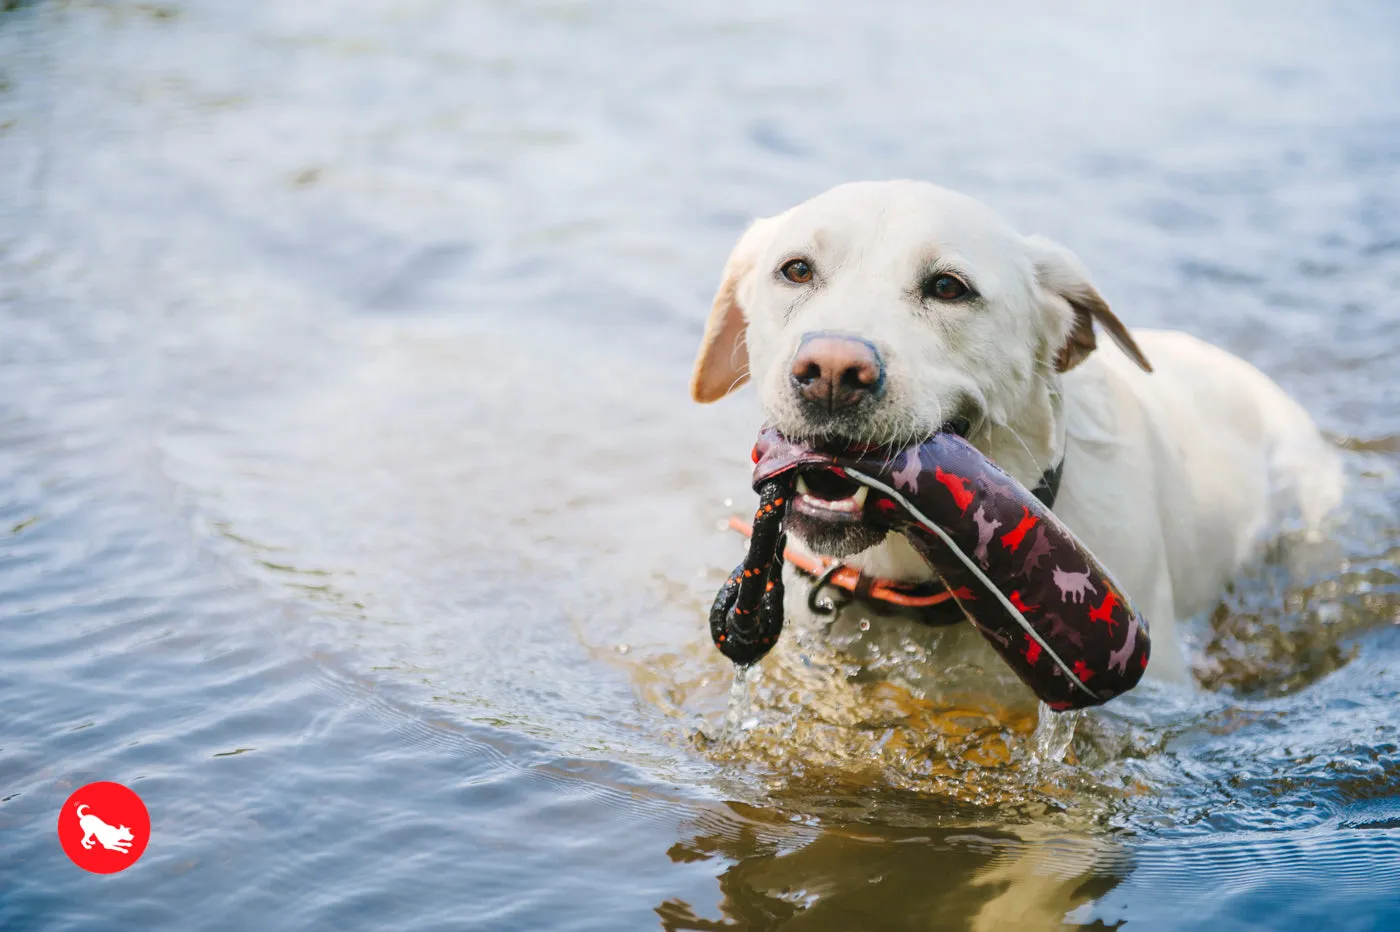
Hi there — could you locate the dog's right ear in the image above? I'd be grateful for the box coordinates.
[691,217,778,403]
[1026,234,1152,375]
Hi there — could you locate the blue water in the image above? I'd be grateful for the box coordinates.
[3,1,1400,929]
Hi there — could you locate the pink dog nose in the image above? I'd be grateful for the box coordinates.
[789,333,884,413]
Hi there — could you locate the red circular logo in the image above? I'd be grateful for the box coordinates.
[57,782,150,874]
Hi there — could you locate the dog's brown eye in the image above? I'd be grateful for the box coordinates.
[780,258,814,284]
[923,273,970,301]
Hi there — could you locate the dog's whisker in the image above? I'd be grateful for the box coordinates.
[1000,422,1047,478]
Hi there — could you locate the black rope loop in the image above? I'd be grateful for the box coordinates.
[709,476,791,666]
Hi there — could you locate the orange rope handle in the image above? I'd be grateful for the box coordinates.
[726,515,960,609]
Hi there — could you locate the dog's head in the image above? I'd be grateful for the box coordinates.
[692,181,1151,556]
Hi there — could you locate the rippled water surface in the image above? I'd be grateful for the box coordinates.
[4,1,1400,929]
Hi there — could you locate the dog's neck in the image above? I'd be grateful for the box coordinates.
[842,375,1067,584]
[980,373,1067,495]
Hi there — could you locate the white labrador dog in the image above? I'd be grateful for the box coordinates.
[692,181,1341,686]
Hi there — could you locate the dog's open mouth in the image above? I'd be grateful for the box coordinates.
[792,469,868,524]
[776,417,971,557]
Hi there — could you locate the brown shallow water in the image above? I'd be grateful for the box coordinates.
[3,1,1400,929]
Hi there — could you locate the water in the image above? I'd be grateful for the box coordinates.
[3,1,1400,928]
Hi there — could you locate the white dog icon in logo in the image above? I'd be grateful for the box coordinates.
[75,803,136,854]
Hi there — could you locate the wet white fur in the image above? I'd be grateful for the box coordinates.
[693,181,1342,684]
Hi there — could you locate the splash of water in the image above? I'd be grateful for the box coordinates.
[720,664,760,746]
[1031,702,1080,765]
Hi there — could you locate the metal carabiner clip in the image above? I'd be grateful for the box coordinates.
[807,562,852,616]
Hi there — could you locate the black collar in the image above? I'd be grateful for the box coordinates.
[1030,455,1065,510]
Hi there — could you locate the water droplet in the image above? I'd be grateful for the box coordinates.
[723,497,733,508]
[615,644,630,654]
[858,618,871,631]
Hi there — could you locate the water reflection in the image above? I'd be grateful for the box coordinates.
[658,802,1128,932]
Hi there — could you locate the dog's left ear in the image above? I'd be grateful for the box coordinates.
[1026,234,1152,374]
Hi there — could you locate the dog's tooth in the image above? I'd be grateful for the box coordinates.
[796,475,810,495]
[852,486,869,507]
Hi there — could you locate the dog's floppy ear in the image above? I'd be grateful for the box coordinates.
[691,217,778,403]
[1026,234,1152,374]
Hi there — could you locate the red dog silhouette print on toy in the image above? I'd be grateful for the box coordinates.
[1000,507,1038,552]
[1008,590,1039,614]
[934,466,975,513]
[1087,590,1121,631]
